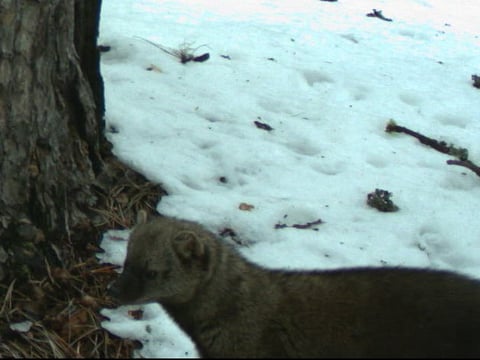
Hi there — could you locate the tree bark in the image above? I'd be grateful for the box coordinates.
[0,2,162,356]
[0,0,151,284]
[0,0,103,230]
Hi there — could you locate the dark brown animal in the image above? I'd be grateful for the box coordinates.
[108,216,480,358]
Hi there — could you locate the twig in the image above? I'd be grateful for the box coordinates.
[385,120,468,160]
[386,120,480,178]
[274,218,323,230]
[446,159,480,177]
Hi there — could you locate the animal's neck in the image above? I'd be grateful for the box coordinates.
[162,245,270,340]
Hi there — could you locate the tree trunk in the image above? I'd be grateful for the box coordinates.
[0,0,163,286]
[0,1,162,356]
[0,0,105,282]
[1,0,103,228]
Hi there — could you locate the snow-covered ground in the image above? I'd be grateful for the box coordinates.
[97,0,480,357]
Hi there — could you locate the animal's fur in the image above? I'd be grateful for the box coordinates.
[109,216,480,358]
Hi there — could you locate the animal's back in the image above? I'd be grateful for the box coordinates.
[267,267,480,357]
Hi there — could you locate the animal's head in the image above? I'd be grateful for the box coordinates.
[108,217,212,305]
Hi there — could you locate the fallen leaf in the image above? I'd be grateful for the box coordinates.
[239,203,255,211]
[253,120,274,131]
[128,309,144,320]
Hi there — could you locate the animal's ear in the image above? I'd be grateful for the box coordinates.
[172,231,205,261]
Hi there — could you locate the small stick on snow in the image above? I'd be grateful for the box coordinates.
[446,160,480,177]
[386,120,480,178]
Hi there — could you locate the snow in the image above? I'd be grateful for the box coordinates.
[97,0,480,357]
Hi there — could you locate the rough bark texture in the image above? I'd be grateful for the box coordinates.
[0,0,113,282]
[0,2,162,356]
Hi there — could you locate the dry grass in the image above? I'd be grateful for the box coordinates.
[0,162,165,358]
[91,181,162,229]
[91,159,167,229]
[136,36,208,64]
[0,259,139,358]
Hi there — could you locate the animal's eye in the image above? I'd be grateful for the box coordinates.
[145,270,158,280]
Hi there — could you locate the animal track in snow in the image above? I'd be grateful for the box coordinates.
[365,153,389,169]
[311,159,346,176]
[396,29,430,42]
[415,225,441,260]
[284,139,322,156]
[196,140,216,150]
[398,92,423,107]
[416,223,476,271]
[302,70,334,87]
[439,172,478,191]
[349,85,370,101]
[181,177,205,191]
[340,33,359,44]
[435,113,468,129]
